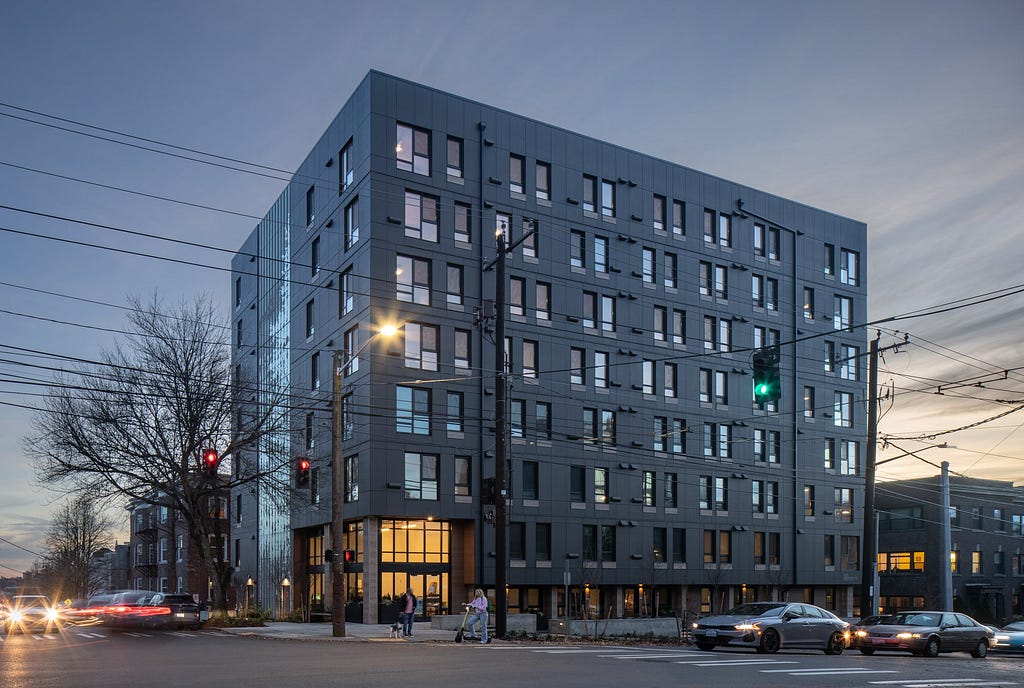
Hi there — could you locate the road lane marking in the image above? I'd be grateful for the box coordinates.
[679,659,799,666]
[870,682,995,686]
[767,670,899,677]
[123,632,152,637]
[600,653,701,659]
[872,684,1016,688]
[169,632,197,637]
[762,667,894,673]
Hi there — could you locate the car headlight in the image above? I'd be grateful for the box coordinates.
[10,610,24,623]
[692,622,699,629]
[45,608,59,622]
[994,634,1009,642]
[735,623,760,631]
[896,632,922,639]
[855,630,868,637]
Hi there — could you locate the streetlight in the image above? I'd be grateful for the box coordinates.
[331,322,401,637]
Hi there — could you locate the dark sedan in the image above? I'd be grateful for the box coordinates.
[105,592,201,630]
[692,601,849,654]
[853,611,993,658]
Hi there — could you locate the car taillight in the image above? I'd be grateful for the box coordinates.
[134,606,172,617]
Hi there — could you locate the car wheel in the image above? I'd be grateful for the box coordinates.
[825,632,845,655]
[760,628,781,654]
[696,643,715,651]
[859,648,875,655]
[924,637,940,658]
[970,640,988,659]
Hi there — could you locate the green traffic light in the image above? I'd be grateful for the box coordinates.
[755,383,769,395]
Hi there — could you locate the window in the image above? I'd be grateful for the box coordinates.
[767,226,780,260]
[703,209,715,243]
[570,230,585,268]
[824,341,836,373]
[754,429,780,463]
[665,473,678,508]
[340,267,354,316]
[994,551,1006,575]
[583,407,597,443]
[536,282,550,320]
[718,213,731,247]
[304,412,314,451]
[583,525,597,561]
[234,276,241,307]
[824,534,835,567]
[310,351,320,390]
[509,154,525,194]
[804,485,816,517]
[453,456,471,497]
[522,461,539,500]
[642,247,655,283]
[766,482,779,514]
[643,471,657,507]
[594,350,608,388]
[509,522,525,560]
[719,530,732,564]
[840,344,859,380]
[699,261,712,296]
[341,326,360,375]
[305,184,315,226]
[672,200,685,236]
[714,265,728,299]
[753,223,766,257]
[824,243,835,276]
[396,385,430,435]
[339,139,354,192]
[653,194,666,231]
[834,392,853,427]
[583,175,597,213]
[664,252,678,289]
[594,236,609,273]
[570,465,585,502]
[310,236,320,277]
[404,190,438,242]
[840,248,859,286]
[752,274,764,308]
[824,438,835,470]
[536,523,551,560]
[972,550,982,575]
[840,535,859,571]
[570,347,585,385]
[699,476,712,510]
[803,287,814,319]
[600,409,616,445]
[600,295,615,332]
[839,440,858,475]
[653,306,667,342]
[343,455,359,501]
[454,202,471,243]
[446,392,464,432]
[664,362,677,399]
[396,123,430,175]
[672,309,685,345]
[582,291,596,329]
[344,197,359,248]
[1013,514,1024,536]
[535,401,551,440]
[834,295,853,330]
[594,467,608,503]
[447,264,464,305]
[765,277,778,311]
[305,299,315,338]
[446,136,463,177]
[699,368,712,403]
[404,452,438,499]
[715,477,729,511]
[804,386,815,418]
[653,416,666,451]
[509,276,524,316]
[642,360,655,395]
[396,255,430,305]
[601,179,615,218]
[523,340,538,379]
[671,419,685,454]
[454,329,471,370]
[715,370,728,404]
[834,488,853,523]
[522,218,537,258]
[601,525,616,561]
[653,528,667,562]
[536,161,550,201]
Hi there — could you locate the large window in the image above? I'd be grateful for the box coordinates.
[396,123,430,175]
[404,190,439,242]
[405,323,439,371]
[345,197,359,248]
[404,452,439,499]
[396,385,430,435]
[380,519,449,564]
[840,248,859,286]
[455,456,471,496]
[396,255,430,305]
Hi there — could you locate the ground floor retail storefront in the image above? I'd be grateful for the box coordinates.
[292,517,855,624]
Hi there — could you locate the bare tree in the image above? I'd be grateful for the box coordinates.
[41,495,116,599]
[25,294,293,612]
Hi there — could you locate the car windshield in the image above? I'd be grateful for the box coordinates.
[722,603,788,617]
[889,612,939,627]
[13,596,50,607]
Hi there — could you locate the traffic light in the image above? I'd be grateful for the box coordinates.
[324,549,335,562]
[482,477,496,505]
[201,448,219,479]
[296,457,310,487]
[342,549,356,571]
[752,347,781,407]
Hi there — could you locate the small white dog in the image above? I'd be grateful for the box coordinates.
[389,622,401,638]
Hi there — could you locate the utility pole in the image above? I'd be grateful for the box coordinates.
[493,222,508,639]
[940,461,953,610]
[331,349,347,638]
[860,334,880,618]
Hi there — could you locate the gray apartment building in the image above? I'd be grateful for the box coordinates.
[230,71,868,624]
[876,475,1024,623]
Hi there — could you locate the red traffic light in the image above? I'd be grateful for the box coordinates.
[201,448,219,478]
[343,549,355,564]
[296,457,311,487]
[298,458,310,471]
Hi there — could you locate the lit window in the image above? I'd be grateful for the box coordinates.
[396,123,430,175]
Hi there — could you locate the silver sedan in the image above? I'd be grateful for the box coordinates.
[692,601,849,654]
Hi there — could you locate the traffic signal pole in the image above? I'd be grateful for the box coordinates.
[331,349,346,637]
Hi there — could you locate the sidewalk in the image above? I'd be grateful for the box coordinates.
[216,621,486,643]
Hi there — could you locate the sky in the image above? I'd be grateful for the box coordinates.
[1,0,1022,575]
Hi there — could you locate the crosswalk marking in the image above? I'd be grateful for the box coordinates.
[871,683,1015,688]
[762,667,891,673]
[600,653,699,659]
[683,659,798,667]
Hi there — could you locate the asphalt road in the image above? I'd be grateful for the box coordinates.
[1,629,1021,688]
